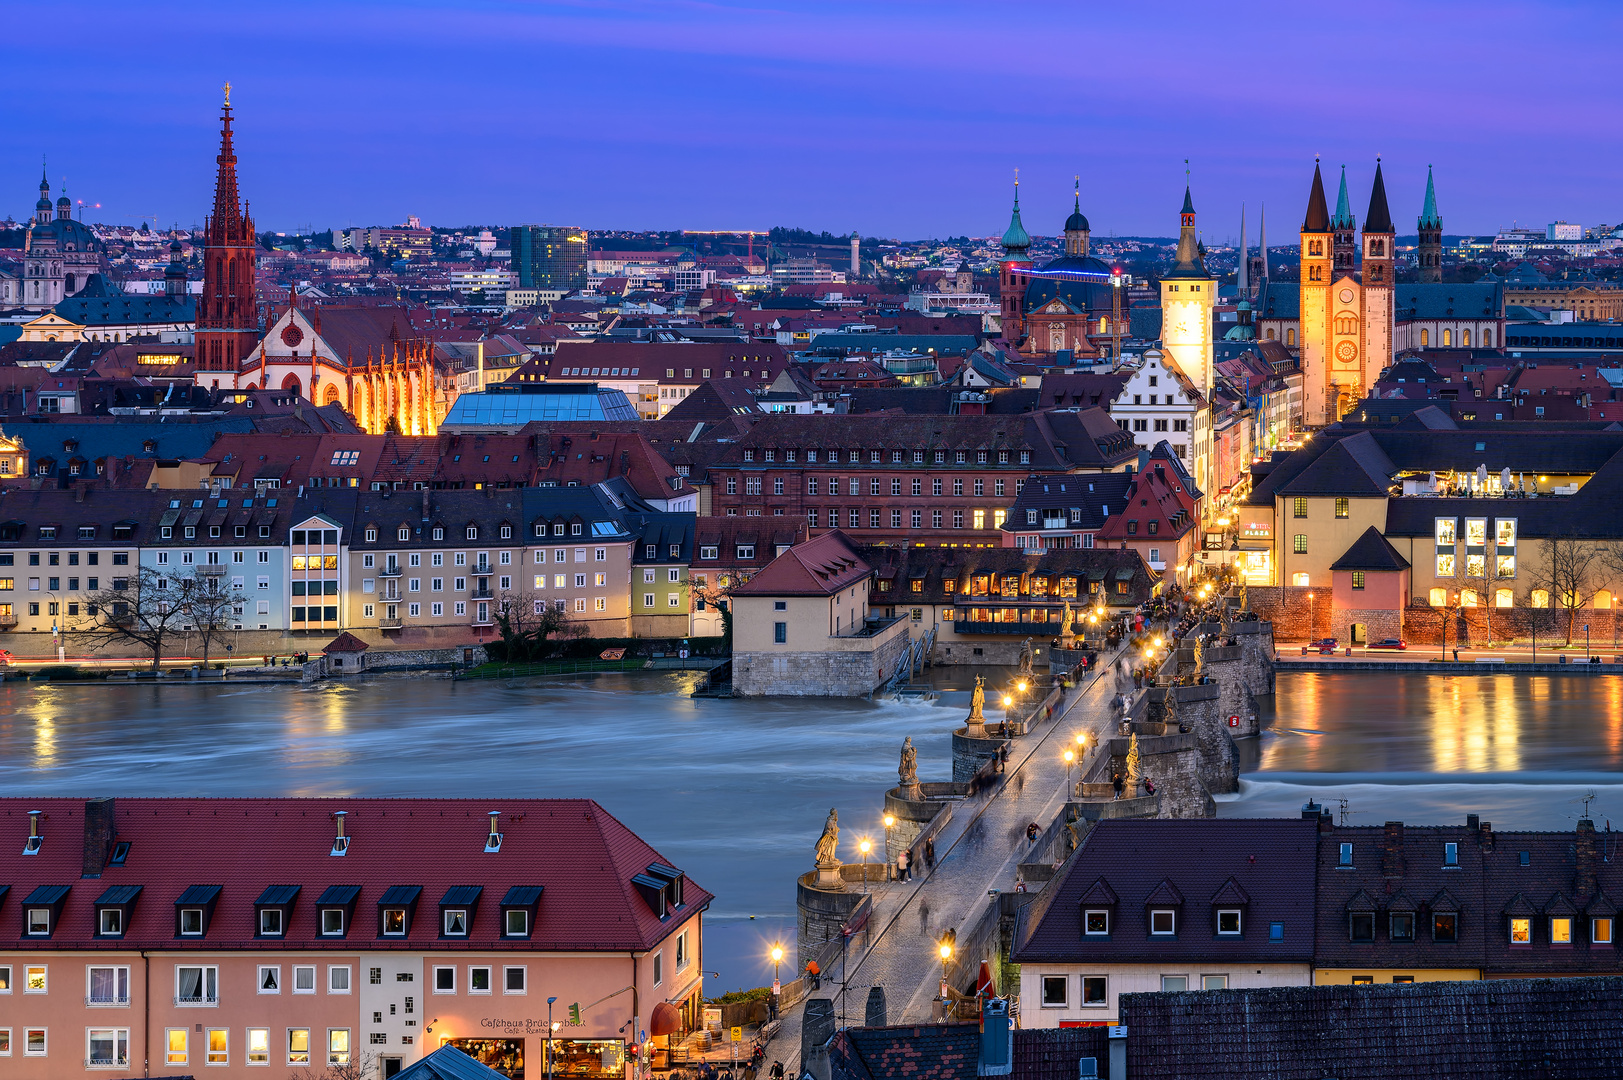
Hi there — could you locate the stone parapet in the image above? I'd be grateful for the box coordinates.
[952,728,1009,783]
[734,622,910,697]
[882,784,956,865]
[796,871,867,966]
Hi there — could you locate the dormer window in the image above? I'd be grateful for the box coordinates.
[378,886,421,937]
[1149,910,1176,935]
[1339,843,1353,867]
[27,907,50,935]
[255,885,299,938]
[500,886,543,939]
[440,886,482,938]
[1216,910,1241,935]
[259,909,283,936]
[1084,910,1109,935]
[444,909,468,936]
[316,886,359,937]
[322,909,344,935]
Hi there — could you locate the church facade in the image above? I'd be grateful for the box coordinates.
[1252,163,1504,428]
[188,93,441,435]
[997,182,1128,360]
[1,168,107,311]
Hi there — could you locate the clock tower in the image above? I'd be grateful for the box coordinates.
[196,86,260,381]
[1158,184,1215,396]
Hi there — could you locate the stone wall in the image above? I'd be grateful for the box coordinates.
[1233,621,1277,698]
[1399,605,1623,650]
[1246,586,1327,642]
[952,728,1008,783]
[356,645,487,672]
[1150,683,1236,796]
[795,873,867,968]
[1106,730,1214,819]
[934,637,1052,667]
[882,784,956,865]
[734,624,911,697]
[9,625,492,664]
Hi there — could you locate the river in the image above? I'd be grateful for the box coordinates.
[2,670,1620,991]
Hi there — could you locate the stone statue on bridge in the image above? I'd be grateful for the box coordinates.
[814,808,841,868]
[898,736,919,792]
[969,675,985,720]
[1060,601,1075,649]
[1017,638,1035,678]
[1192,635,1205,677]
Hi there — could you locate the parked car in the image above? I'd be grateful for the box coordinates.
[1368,638,1408,650]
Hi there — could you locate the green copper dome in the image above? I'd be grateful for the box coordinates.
[1001,184,1031,252]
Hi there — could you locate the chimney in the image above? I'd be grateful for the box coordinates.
[24,809,43,854]
[331,811,350,855]
[1381,821,1405,877]
[978,998,1013,1076]
[1479,821,1494,851]
[82,797,116,877]
[1577,818,1598,904]
[485,811,503,853]
[1467,814,1480,829]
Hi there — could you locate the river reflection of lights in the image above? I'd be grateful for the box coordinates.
[1428,677,1520,773]
[33,710,56,767]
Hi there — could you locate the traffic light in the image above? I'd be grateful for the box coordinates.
[568,1003,581,1026]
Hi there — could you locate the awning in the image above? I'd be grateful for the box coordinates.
[649,1001,684,1037]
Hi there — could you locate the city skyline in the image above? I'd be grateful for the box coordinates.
[5,0,1622,238]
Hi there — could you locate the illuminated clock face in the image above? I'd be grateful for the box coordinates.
[1338,288,1355,304]
[281,324,304,347]
[1335,341,1358,363]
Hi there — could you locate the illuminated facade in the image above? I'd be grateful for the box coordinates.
[997,181,1127,358]
[1298,160,1396,427]
[512,225,588,291]
[195,91,261,375]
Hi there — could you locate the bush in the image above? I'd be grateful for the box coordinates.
[708,987,771,1005]
[34,665,85,681]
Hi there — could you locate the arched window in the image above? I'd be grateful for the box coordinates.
[1429,588,1447,607]
[1286,328,1296,346]
[1596,590,1613,610]
[1292,572,1310,586]
[1462,329,1471,347]
[1265,329,1276,340]
[1420,329,1429,347]
[1495,588,1513,608]
[1443,329,1452,347]
[1460,588,1477,607]
[1098,316,1107,334]
[1531,589,1550,608]
[1484,330,1493,348]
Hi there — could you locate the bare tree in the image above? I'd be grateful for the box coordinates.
[492,589,576,662]
[1536,536,1605,645]
[180,572,247,664]
[289,1049,376,1080]
[74,564,195,671]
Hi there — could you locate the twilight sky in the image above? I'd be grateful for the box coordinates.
[7,0,1621,240]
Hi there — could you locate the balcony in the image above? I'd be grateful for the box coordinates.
[471,613,495,627]
[172,993,218,1006]
[472,564,493,576]
[378,617,403,629]
[0,613,17,629]
[85,992,131,1006]
[470,588,496,601]
[378,566,404,578]
[197,564,228,576]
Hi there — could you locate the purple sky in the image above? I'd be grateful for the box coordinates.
[7,1,1620,239]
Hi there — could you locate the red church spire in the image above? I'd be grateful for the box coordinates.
[196,84,261,378]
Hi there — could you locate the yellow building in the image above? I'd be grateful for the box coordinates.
[1158,185,1216,502]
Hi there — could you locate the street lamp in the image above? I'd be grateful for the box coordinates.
[938,933,955,1014]
[547,997,558,1080]
[858,837,872,892]
[770,943,784,1018]
[1307,592,1315,641]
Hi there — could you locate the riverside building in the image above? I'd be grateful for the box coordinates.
[0,797,710,1079]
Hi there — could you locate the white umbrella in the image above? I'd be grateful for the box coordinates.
[1501,467,1512,492]
[1477,463,1488,486]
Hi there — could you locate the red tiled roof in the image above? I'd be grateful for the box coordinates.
[0,797,710,952]
[730,530,870,597]
[321,631,370,654]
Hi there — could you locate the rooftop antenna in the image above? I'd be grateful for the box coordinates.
[1336,797,1355,825]
[1581,790,1598,819]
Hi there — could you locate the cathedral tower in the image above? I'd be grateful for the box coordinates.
[997,178,1032,342]
[1331,166,1357,278]
[1159,183,1215,394]
[1418,166,1443,284]
[1063,178,1090,257]
[196,87,260,377]
[1299,160,1333,427]
[1360,159,1396,397]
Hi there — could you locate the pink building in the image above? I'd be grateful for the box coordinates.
[0,798,710,1080]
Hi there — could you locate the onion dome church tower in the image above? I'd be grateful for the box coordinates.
[196,85,260,376]
[997,178,1033,341]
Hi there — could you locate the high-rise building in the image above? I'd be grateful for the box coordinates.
[196,87,259,373]
[511,225,588,291]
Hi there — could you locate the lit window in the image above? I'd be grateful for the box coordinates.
[1594,917,1613,944]
[247,1028,269,1065]
[1510,917,1531,944]
[288,1028,311,1066]
[1551,917,1572,944]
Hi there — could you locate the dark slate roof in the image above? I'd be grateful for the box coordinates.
[1012,1028,1110,1080]
[1393,282,1503,321]
[847,387,955,414]
[827,1023,980,1080]
[859,543,1153,608]
[1364,161,1395,234]
[1120,977,1623,1080]
[3,419,257,469]
[1254,281,1299,320]
[56,293,195,327]
[1011,818,1320,964]
[1329,526,1411,571]
[807,333,978,357]
[1128,306,1162,340]
[999,471,1136,532]
[1276,430,1395,497]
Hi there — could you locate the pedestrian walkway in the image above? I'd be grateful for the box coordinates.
[763,642,1134,1070]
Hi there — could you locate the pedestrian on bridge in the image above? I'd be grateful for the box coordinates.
[924,837,936,870]
[919,898,931,935]
[897,848,912,881]
[1112,772,1125,800]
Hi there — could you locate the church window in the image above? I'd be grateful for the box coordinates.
[1266,329,1275,340]
[1421,329,1429,347]
[1443,329,1452,347]
[1462,330,1471,347]
[1484,330,1493,348]
[1098,317,1107,334]
[1285,329,1296,347]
